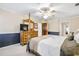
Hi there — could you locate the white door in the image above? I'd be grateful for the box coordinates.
[38,23,42,36]
[61,22,70,36]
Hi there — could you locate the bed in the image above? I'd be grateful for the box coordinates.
[27,35,66,56]
[27,31,79,56]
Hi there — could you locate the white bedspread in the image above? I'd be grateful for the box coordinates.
[29,35,48,51]
[37,35,65,56]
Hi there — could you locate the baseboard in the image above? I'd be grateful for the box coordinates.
[0,33,20,48]
[48,31,59,35]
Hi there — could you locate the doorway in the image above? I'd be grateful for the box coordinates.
[61,22,70,36]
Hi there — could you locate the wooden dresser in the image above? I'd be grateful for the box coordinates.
[20,31,29,45]
[20,19,38,45]
[30,30,38,38]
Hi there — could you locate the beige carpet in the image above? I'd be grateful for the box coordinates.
[0,44,35,56]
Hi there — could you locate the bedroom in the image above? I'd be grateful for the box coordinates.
[0,3,79,56]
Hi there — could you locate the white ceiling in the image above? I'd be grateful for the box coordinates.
[0,3,79,19]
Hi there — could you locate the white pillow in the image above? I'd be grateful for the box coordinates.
[74,33,79,43]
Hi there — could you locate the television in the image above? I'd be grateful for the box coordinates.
[20,24,28,31]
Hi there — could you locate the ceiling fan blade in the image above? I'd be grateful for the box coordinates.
[75,3,79,6]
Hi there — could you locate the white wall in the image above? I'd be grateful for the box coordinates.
[1,9,79,34]
[69,16,79,32]
[47,19,60,32]
[0,10,39,34]
[47,16,79,36]
[59,16,79,35]
[0,10,23,34]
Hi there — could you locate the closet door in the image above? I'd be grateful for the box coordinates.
[42,23,48,35]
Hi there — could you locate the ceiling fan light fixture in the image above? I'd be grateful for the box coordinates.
[43,15,48,19]
[40,7,50,12]
[51,10,56,13]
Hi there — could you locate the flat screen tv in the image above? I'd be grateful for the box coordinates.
[20,24,28,31]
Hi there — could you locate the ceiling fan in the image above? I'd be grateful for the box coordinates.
[25,3,56,19]
[75,3,79,6]
[36,4,56,19]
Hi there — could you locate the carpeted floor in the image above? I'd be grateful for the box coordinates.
[0,43,35,56]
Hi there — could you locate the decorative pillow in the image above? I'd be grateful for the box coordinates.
[67,32,74,41]
[74,33,79,43]
[68,35,74,41]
